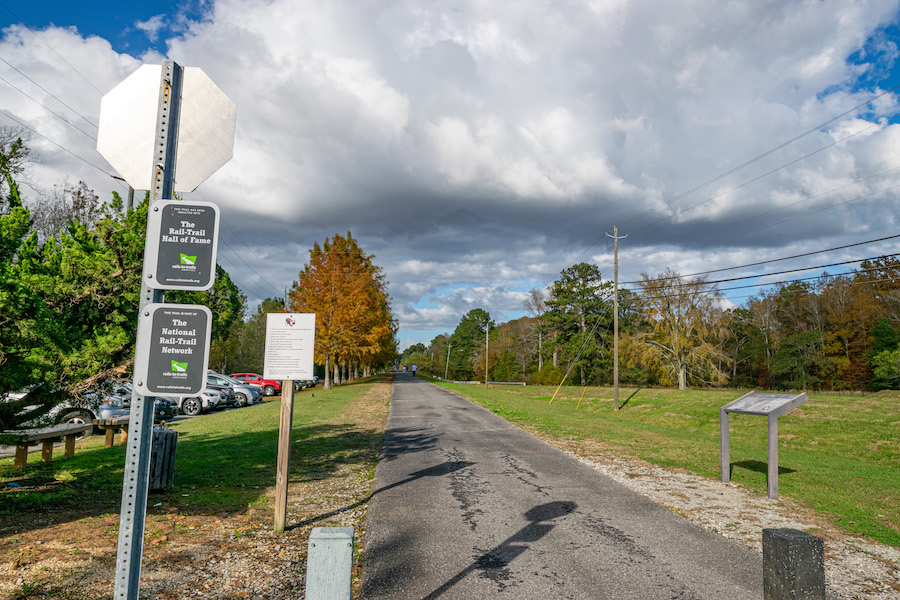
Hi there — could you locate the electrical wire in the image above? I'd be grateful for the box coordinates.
[0,1,104,95]
[626,259,900,302]
[635,117,889,232]
[0,73,97,140]
[620,83,900,229]
[0,56,97,128]
[0,108,121,181]
[624,233,900,283]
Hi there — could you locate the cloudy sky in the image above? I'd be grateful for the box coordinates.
[2,0,900,350]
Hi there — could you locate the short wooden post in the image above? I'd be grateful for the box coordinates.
[41,440,54,463]
[64,433,76,458]
[274,380,294,533]
[14,445,28,469]
[105,428,116,448]
[720,407,730,482]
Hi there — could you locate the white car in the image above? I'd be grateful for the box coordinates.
[173,389,224,417]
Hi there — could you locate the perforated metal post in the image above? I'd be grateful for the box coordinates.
[114,61,183,600]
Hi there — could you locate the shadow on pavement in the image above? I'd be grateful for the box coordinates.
[381,425,442,462]
[287,460,475,530]
[419,500,578,599]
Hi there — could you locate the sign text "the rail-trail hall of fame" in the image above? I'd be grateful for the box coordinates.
[144,200,220,290]
[134,303,212,396]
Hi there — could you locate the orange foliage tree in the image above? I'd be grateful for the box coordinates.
[288,232,396,390]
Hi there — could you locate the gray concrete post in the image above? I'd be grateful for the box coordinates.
[763,528,825,600]
[306,527,354,600]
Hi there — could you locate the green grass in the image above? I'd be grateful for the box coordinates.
[434,381,900,547]
[0,380,388,516]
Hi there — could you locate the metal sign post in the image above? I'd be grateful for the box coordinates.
[112,61,183,600]
[97,60,235,599]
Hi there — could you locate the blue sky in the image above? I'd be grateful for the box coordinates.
[0,1,205,56]
[3,1,900,351]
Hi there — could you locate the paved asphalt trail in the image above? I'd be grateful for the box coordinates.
[360,373,763,599]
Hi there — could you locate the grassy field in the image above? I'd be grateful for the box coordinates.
[1,378,391,599]
[0,379,389,517]
[434,381,900,547]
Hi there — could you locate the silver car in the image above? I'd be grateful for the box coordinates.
[207,372,260,407]
[2,386,127,438]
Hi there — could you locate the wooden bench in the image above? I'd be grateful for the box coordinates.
[11,423,94,469]
[93,417,130,448]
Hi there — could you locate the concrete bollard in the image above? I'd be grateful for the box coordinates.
[305,527,354,600]
[763,528,825,600]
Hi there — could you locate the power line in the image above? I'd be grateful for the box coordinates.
[565,86,900,277]
[0,108,120,180]
[636,117,888,232]
[0,56,97,128]
[626,260,900,302]
[735,179,900,239]
[620,83,900,229]
[731,165,900,236]
[0,1,104,95]
[622,233,900,283]
[0,74,97,140]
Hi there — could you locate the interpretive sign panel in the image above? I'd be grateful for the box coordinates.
[264,313,316,381]
[144,200,219,290]
[134,303,212,396]
[720,390,811,499]
[721,391,810,418]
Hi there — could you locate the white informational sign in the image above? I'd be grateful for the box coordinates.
[264,313,316,380]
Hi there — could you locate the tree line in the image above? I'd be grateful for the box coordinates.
[402,259,900,392]
[1,134,396,431]
[0,178,243,430]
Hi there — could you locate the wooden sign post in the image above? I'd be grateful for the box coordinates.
[274,380,294,533]
[264,313,316,533]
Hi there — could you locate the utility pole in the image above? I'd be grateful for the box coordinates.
[607,226,627,410]
[445,343,452,379]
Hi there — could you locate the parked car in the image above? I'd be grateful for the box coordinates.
[106,380,175,421]
[2,385,127,438]
[229,372,281,396]
[153,396,177,420]
[174,389,223,416]
[205,372,259,407]
[214,373,262,407]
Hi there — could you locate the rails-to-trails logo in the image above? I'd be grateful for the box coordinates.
[171,360,189,373]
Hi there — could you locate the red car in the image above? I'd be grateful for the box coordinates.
[229,373,281,396]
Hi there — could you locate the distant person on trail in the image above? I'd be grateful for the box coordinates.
[412,364,417,377]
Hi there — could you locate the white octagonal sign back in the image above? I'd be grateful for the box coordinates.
[97,64,236,192]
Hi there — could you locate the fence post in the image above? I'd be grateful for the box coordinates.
[763,528,825,600]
